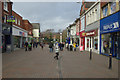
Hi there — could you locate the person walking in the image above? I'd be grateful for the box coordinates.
[73,42,76,51]
[25,41,28,51]
[49,41,53,52]
[54,45,59,60]
[41,42,44,50]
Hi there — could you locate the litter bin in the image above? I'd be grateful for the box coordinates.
[70,45,73,51]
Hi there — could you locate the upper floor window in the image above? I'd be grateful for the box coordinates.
[18,20,20,25]
[110,2,116,14]
[4,2,8,11]
[102,5,108,17]
[119,1,120,9]
[15,18,17,24]
[4,14,7,23]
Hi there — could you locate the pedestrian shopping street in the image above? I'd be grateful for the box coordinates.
[2,45,118,78]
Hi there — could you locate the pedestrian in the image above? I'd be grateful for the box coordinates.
[36,42,38,48]
[66,43,69,51]
[49,41,53,52]
[73,42,76,51]
[54,45,59,60]
[28,43,32,51]
[25,41,28,51]
[41,42,44,50]
[33,42,35,48]
[59,43,62,51]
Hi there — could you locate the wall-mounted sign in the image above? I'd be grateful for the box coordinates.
[7,16,15,22]
[86,30,97,37]
[100,11,120,34]
[80,31,86,37]
[19,31,25,36]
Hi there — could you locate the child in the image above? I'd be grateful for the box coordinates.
[54,45,59,60]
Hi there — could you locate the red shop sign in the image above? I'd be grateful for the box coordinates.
[86,30,96,37]
[80,31,86,37]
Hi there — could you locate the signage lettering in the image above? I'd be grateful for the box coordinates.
[103,22,119,30]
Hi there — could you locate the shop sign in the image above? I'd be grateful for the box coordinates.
[19,31,25,36]
[7,16,15,23]
[100,11,120,34]
[80,31,86,37]
[103,22,119,30]
[86,30,96,37]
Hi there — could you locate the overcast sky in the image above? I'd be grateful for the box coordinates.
[12,2,82,32]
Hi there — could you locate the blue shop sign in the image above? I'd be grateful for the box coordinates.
[100,11,120,34]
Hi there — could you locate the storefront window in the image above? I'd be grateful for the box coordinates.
[110,2,116,14]
[101,33,111,55]
[87,39,89,48]
[103,5,108,17]
[14,36,20,48]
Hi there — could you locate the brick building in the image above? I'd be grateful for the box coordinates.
[2,1,13,53]
[22,20,33,42]
[12,11,28,50]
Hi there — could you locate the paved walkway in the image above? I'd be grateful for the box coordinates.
[2,45,119,78]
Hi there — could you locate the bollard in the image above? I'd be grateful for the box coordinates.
[90,49,92,60]
[109,54,112,69]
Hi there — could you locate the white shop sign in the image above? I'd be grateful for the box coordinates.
[12,27,28,37]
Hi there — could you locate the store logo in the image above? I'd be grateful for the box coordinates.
[103,22,119,30]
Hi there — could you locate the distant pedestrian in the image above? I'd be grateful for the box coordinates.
[54,45,59,60]
[25,41,28,51]
[41,42,44,50]
[49,41,53,52]
[73,42,76,51]
[36,42,38,48]
[28,43,32,51]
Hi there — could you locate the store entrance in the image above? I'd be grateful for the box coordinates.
[112,32,120,58]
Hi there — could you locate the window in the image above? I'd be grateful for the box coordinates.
[101,33,111,54]
[18,20,20,25]
[110,2,116,14]
[4,2,8,11]
[15,18,17,24]
[119,1,120,10]
[4,15,7,23]
[102,5,108,17]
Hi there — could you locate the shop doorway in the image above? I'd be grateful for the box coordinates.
[111,32,120,58]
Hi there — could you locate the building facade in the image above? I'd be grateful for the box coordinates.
[0,1,2,54]
[79,1,95,51]
[2,1,13,53]
[12,11,28,50]
[75,18,80,46]
[85,2,100,54]
[22,20,33,43]
[32,23,40,42]
[70,23,76,45]
[100,1,120,59]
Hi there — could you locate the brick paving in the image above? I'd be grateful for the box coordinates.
[2,45,119,78]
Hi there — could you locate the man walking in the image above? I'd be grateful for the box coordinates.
[49,41,53,52]
[25,41,28,51]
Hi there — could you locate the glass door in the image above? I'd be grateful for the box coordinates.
[116,32,120,59]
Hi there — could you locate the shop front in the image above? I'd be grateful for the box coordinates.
[100,11,120,59]
[12,26,28,50]
[79,31,85,51]
[85,29,98,53]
